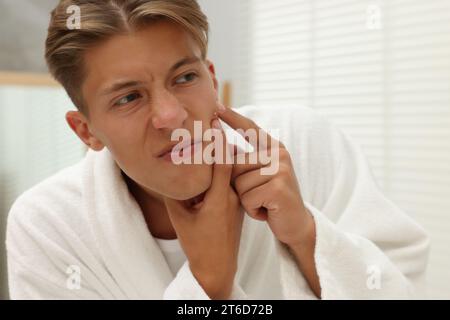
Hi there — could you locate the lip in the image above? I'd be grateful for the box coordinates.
[157,138,202,159]
[161,141,203,163]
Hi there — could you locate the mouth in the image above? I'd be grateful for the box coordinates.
[158,139,203,163]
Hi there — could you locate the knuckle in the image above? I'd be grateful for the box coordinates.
[278,162,290,177]
[272,178,285,195]
[234,186,242,197]
[279,148,291,161]
[233,178,245,197]
[239,191,250,207]
[228,192,241,212]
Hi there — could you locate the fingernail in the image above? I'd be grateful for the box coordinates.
[217,103,227,114]
[212,119,221,129]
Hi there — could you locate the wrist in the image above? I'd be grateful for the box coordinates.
[191,266,236,300]
[286,208,316,251]
[195,272,235,300]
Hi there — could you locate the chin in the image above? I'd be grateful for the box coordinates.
[166,163,212,200]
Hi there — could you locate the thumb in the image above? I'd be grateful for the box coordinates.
[163,196,192,225]
[203,118,233,205]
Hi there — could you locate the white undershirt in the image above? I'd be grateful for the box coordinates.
[154,237,187,276]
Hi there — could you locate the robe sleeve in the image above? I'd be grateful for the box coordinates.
[163,261,248,300]
[7,254,104,300]
[5,204,109,299]
[276,108,430,299]
[5,195,125,300]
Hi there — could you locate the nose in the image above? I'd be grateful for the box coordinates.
[151,89,188,130]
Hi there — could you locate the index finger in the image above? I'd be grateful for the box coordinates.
[218,107,283,150]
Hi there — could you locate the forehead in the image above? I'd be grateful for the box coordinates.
[82,20,202,96]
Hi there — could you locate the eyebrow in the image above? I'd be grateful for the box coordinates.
[100,55,201,96]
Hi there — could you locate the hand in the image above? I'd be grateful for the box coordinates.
[218,106,315,248]
[163,118,244,300]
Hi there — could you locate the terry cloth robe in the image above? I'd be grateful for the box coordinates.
[5,105,430,299]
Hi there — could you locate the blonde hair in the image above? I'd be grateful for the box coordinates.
[45,0,209,116]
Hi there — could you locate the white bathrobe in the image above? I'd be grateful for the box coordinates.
[5,105,430,299]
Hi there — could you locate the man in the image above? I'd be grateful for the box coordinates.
[6,0,429,299]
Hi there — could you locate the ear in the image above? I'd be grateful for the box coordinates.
[205,59,219,96]
[65,110,105,151]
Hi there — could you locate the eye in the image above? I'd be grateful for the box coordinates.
[175,72,198,85]
[114,92,142,106]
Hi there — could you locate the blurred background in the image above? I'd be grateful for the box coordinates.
[1,0,449,299]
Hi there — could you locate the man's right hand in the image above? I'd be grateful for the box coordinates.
[163,118,244,300]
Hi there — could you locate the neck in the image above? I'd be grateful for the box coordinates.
[121,171,177,240]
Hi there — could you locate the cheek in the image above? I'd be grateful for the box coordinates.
[104,118,145,147]
[101,124,150,172]
[188,87,218,117]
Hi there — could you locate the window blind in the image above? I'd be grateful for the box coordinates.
[232,0,450,298]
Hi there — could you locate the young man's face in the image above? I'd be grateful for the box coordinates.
[67,20,220,201]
